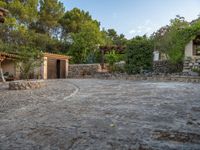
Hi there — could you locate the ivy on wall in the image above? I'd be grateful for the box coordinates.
[153,16,200,64]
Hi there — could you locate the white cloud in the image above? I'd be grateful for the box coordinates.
[129,20,154,36]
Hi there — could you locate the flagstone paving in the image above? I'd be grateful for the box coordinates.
[0,79,200,150]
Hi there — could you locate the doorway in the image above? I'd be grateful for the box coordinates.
[56,60,61,78]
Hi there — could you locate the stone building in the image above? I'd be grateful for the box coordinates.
[0,52,18,81]
[153,35,200,74]
[0,52,70,80]
[183,36,200,73]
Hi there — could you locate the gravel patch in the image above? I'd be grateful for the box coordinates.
[0,79,200,150]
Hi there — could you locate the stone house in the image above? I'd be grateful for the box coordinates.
[0,52,70,80]
[153,35,200,74]
[0,52,18,81]
[183,35,200,73]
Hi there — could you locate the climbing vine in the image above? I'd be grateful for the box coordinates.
[153,16,200,64]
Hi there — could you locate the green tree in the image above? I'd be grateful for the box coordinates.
[16,46,43,79]
[31,0,64,36]
[105,50,123,72]
[153,15,200,65]
[152,15,190,63]
[59,8,99,39]
[1,0,39,26]
[125,36,153,74]
[69,21,105,64]
[104,29,127,46]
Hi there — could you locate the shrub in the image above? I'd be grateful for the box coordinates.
[105,50,123,72]
[125,36,153,74]
[16,46,43,80]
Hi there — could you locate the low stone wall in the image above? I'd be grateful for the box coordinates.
[153,61,183,74]
[183,57,200,74]
[9,80,46,90]
[93,73,200,83]
[68,64,101,78]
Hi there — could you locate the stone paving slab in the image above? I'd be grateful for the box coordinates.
[0,79,200,150]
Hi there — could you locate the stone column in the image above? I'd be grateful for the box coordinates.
[41,57,48,79]
[65,59,69,78]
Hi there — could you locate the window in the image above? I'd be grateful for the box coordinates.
[193,36,200,56]
[196,44,200,56]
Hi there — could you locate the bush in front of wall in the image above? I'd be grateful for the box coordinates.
[105,50,124,72]
[125,36,154,74]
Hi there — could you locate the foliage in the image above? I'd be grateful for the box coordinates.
[105,50,124,72]
[105,51,121,66]
[30,0,65,36]
[59,8,99,36]
[1,0,39,25]
[125,36,154,74]
[1,0,200,77]
[104,29,127,46]
[16,46,43,80]
[0,1,128,66]
[68,21,105,64]
[153,15,200,64]
[0,0,66,51]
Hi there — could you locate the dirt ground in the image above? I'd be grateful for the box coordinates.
[0,79,200,150]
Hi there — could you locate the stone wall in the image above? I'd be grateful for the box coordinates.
[9,80,46,90]
[153,61,183,74]
[68,64,101,78]
[183,57,200,75]
[94,72,200,83]
[67,63,200,83]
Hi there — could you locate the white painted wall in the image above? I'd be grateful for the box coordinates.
[2,60,16,76]
[185,40,193,58]
[153,51,160,61]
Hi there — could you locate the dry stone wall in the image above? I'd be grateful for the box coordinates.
[94,72,200,83]
[153,61,183,74]
[68,64,101,78]
[183,57,200,75]
[9,80,46,90]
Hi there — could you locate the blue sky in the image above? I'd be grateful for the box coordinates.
[60,0,200,39]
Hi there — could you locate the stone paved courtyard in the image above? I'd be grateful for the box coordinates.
[0,79,200,150]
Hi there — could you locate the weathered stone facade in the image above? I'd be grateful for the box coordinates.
[67,63,200,83]
[94,72,200,83]
[68,64,101,78]
[183,57,200,75]
[9,80,46,90]
[153,61,183,74]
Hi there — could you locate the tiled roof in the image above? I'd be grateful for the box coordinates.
[0,52,18,58]
[43,52,71,60]
[0,7,9,15]
[0,52,71,60]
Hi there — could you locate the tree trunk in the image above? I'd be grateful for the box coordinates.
[0,62,6,82]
